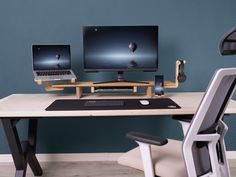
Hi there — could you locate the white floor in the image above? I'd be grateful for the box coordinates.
[1,160,236,177]
[0,161,143,177]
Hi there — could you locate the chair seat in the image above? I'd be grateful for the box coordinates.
[118,139,187,177]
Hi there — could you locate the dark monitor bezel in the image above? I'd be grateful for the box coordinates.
[83,25,159,72]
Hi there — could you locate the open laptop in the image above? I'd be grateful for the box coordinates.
[32,45,77,81]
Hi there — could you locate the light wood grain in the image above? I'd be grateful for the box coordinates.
[49,80,179,98]
[45,81,64,91]
[1,92,236,117]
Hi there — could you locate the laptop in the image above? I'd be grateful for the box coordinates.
[32,45,77,81]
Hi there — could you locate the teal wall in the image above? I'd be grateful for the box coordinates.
[1,0,236,153]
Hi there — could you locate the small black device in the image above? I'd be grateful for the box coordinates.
[154,75,164,96]
[177,60,186,83]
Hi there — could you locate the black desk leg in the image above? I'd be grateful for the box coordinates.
[27,119,42,176]
[2,119,43,177]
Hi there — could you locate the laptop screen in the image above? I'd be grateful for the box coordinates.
[32,45,71,70]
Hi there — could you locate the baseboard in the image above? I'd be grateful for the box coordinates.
[0,153,123,163]
[0,151,236,163]
[226,151,236,160]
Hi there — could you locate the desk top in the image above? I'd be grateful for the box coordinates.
[1,92,236,118]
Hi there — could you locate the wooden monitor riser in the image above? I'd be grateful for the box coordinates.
[35,60,185,99]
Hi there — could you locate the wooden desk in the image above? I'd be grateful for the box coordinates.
[1,92,236,177]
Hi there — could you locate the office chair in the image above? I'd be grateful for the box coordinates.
[118,67,236,177]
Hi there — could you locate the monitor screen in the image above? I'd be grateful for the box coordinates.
[32,45,71,70]
[83,26,158,72]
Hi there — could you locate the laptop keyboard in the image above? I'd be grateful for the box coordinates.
[37,71,71,76]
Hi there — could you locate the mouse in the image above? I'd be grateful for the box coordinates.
[139,100,149,105]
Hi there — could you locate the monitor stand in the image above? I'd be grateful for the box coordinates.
[94,71,149,84]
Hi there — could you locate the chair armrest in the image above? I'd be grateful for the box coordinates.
[172,115,193,123]
[173,114,230,123]
[126,131,168,146]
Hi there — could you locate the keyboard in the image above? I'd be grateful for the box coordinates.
[94,86,133,92]
[37,71,71,76]
[84,100,124,107]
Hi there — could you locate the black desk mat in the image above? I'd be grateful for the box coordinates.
[46,98,181,111]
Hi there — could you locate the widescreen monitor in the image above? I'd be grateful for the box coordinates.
[83,26,158,73]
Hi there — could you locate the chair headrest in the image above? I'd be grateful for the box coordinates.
[219,27,236,55]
